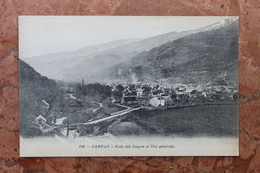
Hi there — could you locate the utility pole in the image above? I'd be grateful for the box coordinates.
[81,79,85,105]
[82,79,84,87]
[66,105,70,137]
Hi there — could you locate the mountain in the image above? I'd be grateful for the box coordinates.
[62,18,239,83]
[95,19,239,85]
[21,18,238,83]
[22,38,141,80]
[22,25,211,82]
[19,60,62,136]
[23,31,187,81]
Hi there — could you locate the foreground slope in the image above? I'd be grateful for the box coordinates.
[19,60,62,136]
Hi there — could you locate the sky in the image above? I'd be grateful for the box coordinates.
[19,16,236,58]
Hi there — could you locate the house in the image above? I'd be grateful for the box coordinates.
[176,88,185,95]
[41,100,49,109]
[201,92,207,97]
[161,95,174,105]
[136,88,143,97]
[121,96,138,105]
[149,97,165,107]
[141,85,151,96]
[55,117,67,126]
[35,115,50,129]
[209,94,223,101]
[190,90,197,95]
[35,115,47,123]
[152,90,164,96]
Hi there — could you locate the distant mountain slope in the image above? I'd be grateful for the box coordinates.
[22,32,185,81]
[19,60,61,136]
[98,20,238,85]
[60,31,186,81]
[21,18,238,83]
[22,38,141,80]
[22,26,209,82]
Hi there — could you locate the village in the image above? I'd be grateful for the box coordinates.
[108,82,238,108]
[30,79,238,138]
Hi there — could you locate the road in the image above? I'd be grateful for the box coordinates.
[44,105,142,132]
[73,106,143,126]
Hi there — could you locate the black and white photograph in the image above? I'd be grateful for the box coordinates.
[19,16,239,156]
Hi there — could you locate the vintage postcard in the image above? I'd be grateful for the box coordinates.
[19,16,239,157]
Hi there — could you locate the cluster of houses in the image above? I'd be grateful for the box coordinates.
[29,81,238,137]
[108,83,238,108]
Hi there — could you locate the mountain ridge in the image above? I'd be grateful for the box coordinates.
[92,20,239,85]
[21,18,238,83]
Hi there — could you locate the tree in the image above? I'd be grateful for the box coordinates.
[116,84,124,92]
[113,90,123,100]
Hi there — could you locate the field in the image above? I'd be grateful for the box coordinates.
[109,104,238,137]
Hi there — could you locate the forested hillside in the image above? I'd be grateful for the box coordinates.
[19,60,62,136]
[102,20,238,85]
